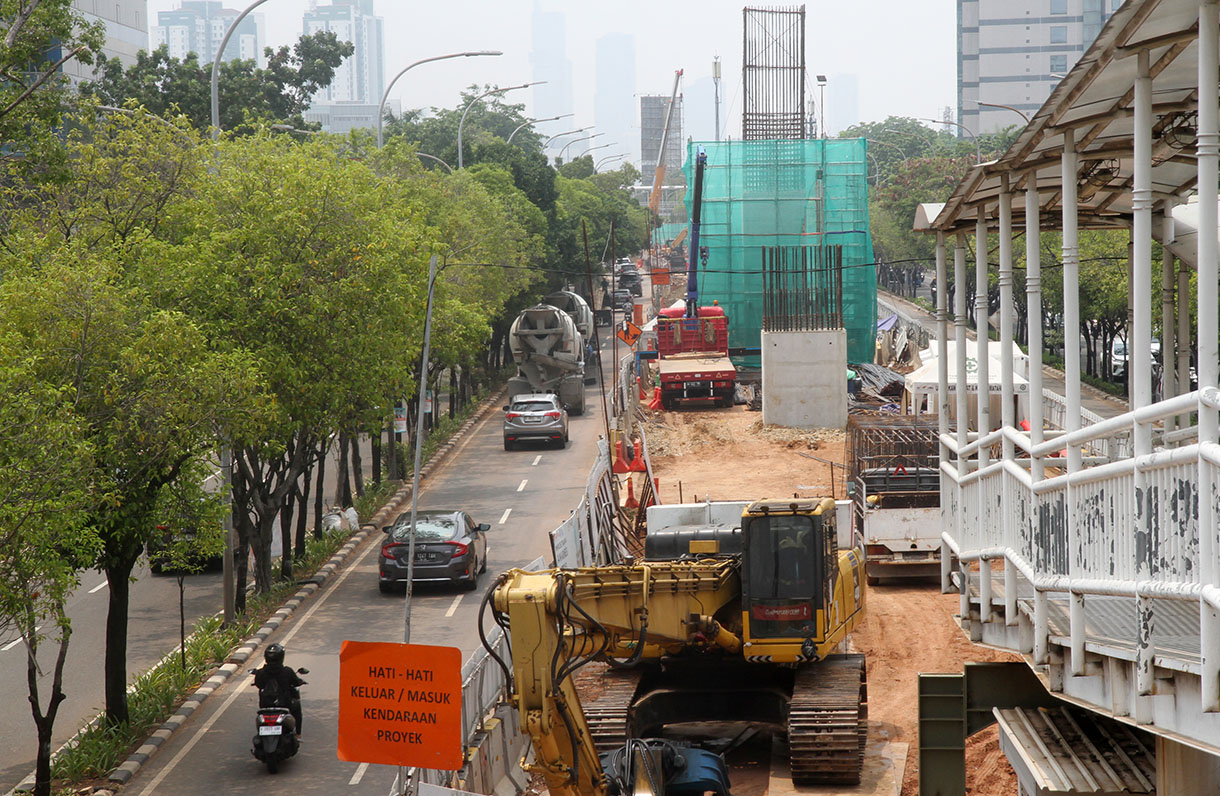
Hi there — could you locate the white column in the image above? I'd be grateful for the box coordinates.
[976,216,991,470]
[1161,211,1176,423]
[1178,259,1191,396]
[936,233,950,433]
[955,234,970,456]
[1061,128,1082,473]
[1196,0,1220,712]
[1025,186,1045,482]
[999,181,1015,447]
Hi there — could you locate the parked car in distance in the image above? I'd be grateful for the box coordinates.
[1111,337,1128,378]
[378,510,488,593]
[610,288,634,315]
[618,269,643,297]
[503,393,569,450]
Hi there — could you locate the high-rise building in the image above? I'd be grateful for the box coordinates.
[301,0,384,132]
[594,33,636,165]
[958,0,1120,135]
[67,0,148,79]
[640,94,684,217]
[151,1,262,66]
[531,6,574,156]
[304,0,383,104]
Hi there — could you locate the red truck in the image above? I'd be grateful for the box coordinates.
[654,303,736,409]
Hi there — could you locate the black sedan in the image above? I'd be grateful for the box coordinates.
[378,511,489,593]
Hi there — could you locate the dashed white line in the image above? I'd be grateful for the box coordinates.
[499,508,512,524]
[3,626,38,652]
[531,455,541,466]
[89,580,108,594]
[445,595,463,618]
[517,479,528,492]
[348,762,369,785]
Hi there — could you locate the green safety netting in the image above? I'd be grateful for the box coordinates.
[682,139,876,364]
[653,222,686,247]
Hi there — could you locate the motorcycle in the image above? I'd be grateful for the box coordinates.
[250,667,308,773]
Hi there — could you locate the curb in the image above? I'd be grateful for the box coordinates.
[8,387,507,794]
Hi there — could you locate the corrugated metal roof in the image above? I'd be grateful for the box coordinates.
[995,705,1156,796]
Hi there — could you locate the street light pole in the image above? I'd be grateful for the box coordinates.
[376,50,502,148]
[558,132,603,162]
[595,153,626,171]
[543,126,591,149]
[211,0,271,141]
[415,152,453,172]
[507,112,573,145]
[866,138,908,162]
[816,74,827,139]
[975,100,1032,124]
[457,81,543,168]
[919,117,980,163]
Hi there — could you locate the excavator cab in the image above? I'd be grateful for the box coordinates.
[740,498,838,661]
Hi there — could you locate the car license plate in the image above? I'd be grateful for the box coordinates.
[416,551,439,562]
[258,725,283,736]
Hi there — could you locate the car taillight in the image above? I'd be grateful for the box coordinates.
[544,411,561,418]
[381,543,402,559]
[447,541,469,556]
[505,412,521,420]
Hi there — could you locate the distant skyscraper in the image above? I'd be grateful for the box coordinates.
[640,94,684,217]
[531,6,574,155]
[958,0,1119,134]
[594,33,635,165]
[826,74,860,136]
[67,0,147,79]
[151,1,262,65]
[304,0,383,104]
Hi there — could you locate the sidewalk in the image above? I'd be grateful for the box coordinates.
[877,289,1130,421]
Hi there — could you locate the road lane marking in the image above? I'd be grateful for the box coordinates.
[137,534,383,795]
[499,508,511,524]
[445,595,462,618]
[2,627,37,652]
[349,761,369,785]
[532,455,541,466]
[89,580,108,594]
[517,479,527,492]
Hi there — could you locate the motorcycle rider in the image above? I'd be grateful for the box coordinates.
[253,643,305,739]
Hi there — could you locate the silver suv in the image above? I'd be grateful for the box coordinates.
[503,393,569,450]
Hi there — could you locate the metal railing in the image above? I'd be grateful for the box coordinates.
[941,385,1220,708]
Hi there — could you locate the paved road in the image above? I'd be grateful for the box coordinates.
[0,565,225,789]
[121,339,613,796]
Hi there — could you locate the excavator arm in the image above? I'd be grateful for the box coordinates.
[490,560,743,796]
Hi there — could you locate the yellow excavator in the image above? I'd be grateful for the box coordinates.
[482,497,867,796]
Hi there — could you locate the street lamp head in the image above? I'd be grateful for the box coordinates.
[816,74,827,85]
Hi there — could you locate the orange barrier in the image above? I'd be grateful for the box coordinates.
[631,439,648,472]
[648,386,662,410]
[612,438,632,474]
[624,476,639,509]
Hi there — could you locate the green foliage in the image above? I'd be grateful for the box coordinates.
[81,32,354,133]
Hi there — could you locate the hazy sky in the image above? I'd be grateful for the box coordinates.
[145,0,957,147]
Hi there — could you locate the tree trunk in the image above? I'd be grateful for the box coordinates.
[351,432,365,498]
[280,492,294,581]
[371,430,382,485]
[337,431,352,507]
[449,368,457,419]
[295,475,309,557]
[313,439,327,539]
[104,558,136,725]
[178,575,186,669]
[27,615,69,796]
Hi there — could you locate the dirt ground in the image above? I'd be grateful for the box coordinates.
[640,407,1022,796]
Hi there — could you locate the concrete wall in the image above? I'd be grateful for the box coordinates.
[1159,736,1220,796]
[761,330,847,428]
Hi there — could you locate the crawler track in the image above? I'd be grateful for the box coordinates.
[787,653,868,785]
[580,668,644,757]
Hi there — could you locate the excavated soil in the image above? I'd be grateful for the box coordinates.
[642,407,1021,796]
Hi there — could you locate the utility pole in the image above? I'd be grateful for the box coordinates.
[712,57,721,142]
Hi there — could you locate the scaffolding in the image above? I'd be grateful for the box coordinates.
[683,138,876,364]
[742,6,806,140]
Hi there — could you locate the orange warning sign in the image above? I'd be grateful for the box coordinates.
[337,640,463,769]
[617,320,642,347]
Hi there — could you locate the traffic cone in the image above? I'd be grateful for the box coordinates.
[612,438,631,473]
[630,439,648,472]
[624,476,639,509]
[638,378,648,400]
[648,386,663,410]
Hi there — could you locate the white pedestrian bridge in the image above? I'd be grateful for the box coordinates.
[913,2,1220,793]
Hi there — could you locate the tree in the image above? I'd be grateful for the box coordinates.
[81,32,354,132]
[0,330,95,796]
[0,0,104,158]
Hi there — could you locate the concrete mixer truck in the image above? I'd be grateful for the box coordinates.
[544,290,595,366]
[508,303,586,415]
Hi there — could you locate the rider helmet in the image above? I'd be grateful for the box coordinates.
[264,643,285,666]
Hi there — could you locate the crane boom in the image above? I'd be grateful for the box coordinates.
[647,69,684,218]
